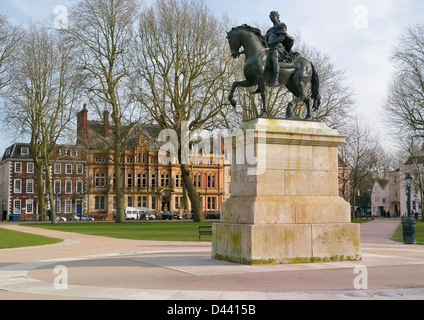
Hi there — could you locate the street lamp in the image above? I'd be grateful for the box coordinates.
[406,173,412,218]
[403,173,416,244]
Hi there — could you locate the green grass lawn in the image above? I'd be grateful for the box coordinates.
[26,221,215,242]
[0,227,63,249]
[392,221,424,244]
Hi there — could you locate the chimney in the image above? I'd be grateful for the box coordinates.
[77,104,88,144]
[103,110,109,138]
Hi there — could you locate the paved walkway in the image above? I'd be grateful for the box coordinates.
[1,218,424,300]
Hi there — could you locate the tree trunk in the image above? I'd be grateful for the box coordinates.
[113,138,125,223]
[180,164,204,222]
[351,187,357,221]
[35,163,45,221]
[45,164,57,224]
[182,179,190,214]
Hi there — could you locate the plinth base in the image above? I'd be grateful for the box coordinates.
[212,118,361,265]
[212,222,361,265]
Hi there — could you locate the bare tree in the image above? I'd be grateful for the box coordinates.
[3,24,83,223]
[66,0,141,223]
[0,12,22,92]
[133,0,233,222]
[339,116,382,220]
[383,23,424,137]
[399,135,424,220]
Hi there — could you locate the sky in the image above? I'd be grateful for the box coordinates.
[0,0,423,154]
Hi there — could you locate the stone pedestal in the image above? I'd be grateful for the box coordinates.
[212,118,361,264]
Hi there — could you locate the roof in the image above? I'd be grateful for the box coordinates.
[404,155,424,166]
[375,178,389,189]
[1,143,33,161]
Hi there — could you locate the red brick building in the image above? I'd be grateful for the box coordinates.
[0,143,87,221]
[76,107,230,220]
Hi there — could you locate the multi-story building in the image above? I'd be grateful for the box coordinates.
[0,143,88,221]
[371,166,421,218]
[371,177,393,217]
[0,105,231,221]
[371,170,402,217]
[75,106,231,220]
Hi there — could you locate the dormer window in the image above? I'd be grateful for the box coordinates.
[21,147,29,156]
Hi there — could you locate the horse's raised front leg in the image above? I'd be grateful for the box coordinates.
[228,80,254,108]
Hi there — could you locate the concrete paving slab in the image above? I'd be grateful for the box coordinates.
[0,218,423,300]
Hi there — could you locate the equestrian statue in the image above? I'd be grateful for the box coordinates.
[227,11,321,120]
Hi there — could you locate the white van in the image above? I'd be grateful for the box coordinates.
[125,207,151,220]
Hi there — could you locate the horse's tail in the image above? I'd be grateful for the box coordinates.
[311,62,321,111]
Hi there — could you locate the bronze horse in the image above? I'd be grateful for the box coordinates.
[227,25,321,119]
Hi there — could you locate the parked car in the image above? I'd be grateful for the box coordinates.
[56,216,67,222]
[205,211,221,219]
[158,211,173,220]
[173,213,182,220]
[144,213,156,220]
[71,214,94,221]
[125,207,151,220]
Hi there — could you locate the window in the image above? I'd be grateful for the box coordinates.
[54,200,61,214]
[59,148,67,156]
[127,173,132,187]
[151,174,156,187]
[193,173,201,188]
[128,196,133,207]
[14,179,22,193]
[207,175,216,188]
[54,164,61,174]
[70,149,78,157]
[76,180,83,194]
[15,162,22,173]
[151,196,157,210]
[65,164,72,174]
[175,175,180,188]
[26,179,34,193]
[54,180,61,194]
[26,200,33,214]
[160,174,169,187]
[142,174,147,187]
[76,164,84,175]
[27,163,34,173]
[13,199,21,214]
[175,196,183,209]
[21,147,29,156]
[142,196,147,208]
[207,197,217,210]
[95,196,106,211]
[95,173,106,187]
[65,180,72,194]
[65,200,72,214]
